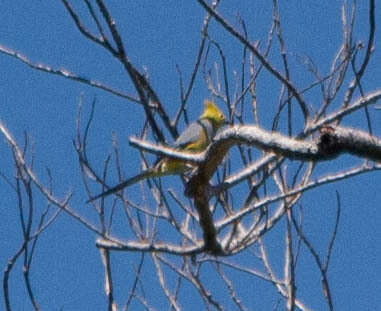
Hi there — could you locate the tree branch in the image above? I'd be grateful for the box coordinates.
[129,123,381,254]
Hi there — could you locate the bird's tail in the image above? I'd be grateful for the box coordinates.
[87,168,172,203]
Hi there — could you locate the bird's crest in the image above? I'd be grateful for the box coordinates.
[200,100,226,128]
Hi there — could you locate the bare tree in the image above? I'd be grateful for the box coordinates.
[0,1,380,310]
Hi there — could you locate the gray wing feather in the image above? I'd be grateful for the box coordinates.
[173,119,214,148]
[174,122,202,148]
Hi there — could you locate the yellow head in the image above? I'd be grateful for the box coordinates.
[200,100,226,129]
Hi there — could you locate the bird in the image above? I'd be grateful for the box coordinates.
[87,100,226,203]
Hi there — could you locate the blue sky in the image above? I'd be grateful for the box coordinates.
[0,1,381,310]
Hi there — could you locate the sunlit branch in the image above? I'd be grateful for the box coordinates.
[216,162,381,231]
[96,238,203,255]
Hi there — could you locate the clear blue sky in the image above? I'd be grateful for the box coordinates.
[0,1,380,310]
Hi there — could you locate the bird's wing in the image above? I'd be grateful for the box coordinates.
[173,119,214,150]
[173,121,203,148]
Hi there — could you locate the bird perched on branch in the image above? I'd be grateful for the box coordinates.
[87,100,226,202]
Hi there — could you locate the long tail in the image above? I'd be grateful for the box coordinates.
[87,169,157,203]
[86,168,175,203]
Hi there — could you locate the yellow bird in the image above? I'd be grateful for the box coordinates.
[88,100,226,202]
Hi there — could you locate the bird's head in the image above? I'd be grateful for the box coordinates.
[200,100,226,129]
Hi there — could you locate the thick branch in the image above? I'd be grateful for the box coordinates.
[326,126,381,161]
[130,124,381,254]
[130,124,381,166]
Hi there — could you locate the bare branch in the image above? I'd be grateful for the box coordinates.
[0,44,139,103]
[196,0,310,122]
[96,237,203,255]
[131,123,381,169]
[100,248,117,311]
